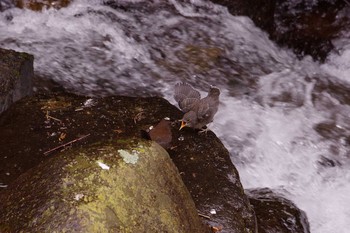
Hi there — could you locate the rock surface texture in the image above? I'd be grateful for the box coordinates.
[0,48,33,114]
[210,0,350,61]
[247,188,310,233]
[0,92,256,232]
[0,141,208,232]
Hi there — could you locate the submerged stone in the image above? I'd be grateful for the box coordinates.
[247,188,310,233]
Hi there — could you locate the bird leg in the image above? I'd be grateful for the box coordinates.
[198,126,210,134]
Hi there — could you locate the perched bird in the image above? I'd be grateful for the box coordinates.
[174,82,220,130]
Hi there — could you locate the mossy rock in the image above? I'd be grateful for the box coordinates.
[0,140,207,232]
[0,92,256,232]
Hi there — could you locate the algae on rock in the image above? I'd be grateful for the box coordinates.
[0,141,207,233]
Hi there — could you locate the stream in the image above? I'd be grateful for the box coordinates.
[1,0,350,232]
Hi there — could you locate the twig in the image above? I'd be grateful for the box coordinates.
[46,111,62,122]
[44,134,90,156]
[198,212,211,219]
[133,111,145,123]
[344,0,350,6]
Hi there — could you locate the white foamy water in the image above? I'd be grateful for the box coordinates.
[1,0,350,232]
[214,91,350,232]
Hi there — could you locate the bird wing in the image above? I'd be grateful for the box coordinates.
[197,87,220,122]
[179,98,200,112]
[197,101,211,121]
[174,82,201,112]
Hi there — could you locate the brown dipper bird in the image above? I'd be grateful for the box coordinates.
[174,82,220,130]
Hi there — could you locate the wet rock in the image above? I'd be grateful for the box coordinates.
[0,48,33,115]
[0,141,208,232]
[168,127,257,233]
[312,75,350,106]
[247,188,310,233]
[314,121,347,140]
[14,0,71,11]
[256,73,307,108]
[317,155,341,167]
[210,0,276,34]
[0,0,14,11]
[211,0,350,61]
[272,0,350,62]
[0,92,256,232]
[312,75,350,140]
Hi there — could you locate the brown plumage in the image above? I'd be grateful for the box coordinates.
[174,82,220,130]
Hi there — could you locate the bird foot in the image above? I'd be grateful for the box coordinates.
[198,127,210,135]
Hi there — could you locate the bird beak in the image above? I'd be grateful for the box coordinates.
[179,121,187,130]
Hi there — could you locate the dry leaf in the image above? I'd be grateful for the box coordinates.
[211,225,223,232]
[114,129,123,134]
[59,133,67,141]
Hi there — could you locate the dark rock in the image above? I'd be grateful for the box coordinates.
[0,48,33,115]
[0,141,208,232]
[168,126,257,233]
[0,0,14,11]
[0,92,256,232]
[210,0,350,61]
[317,155,341,167]
[247,188,310,233]
[312,75,350,106]
[273,0,350,62]
[312,75,350,141]
[211,0,276,34]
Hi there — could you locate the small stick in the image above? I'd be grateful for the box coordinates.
[46,111,62,122]
[44,134,90,156]
[198,212,211,219]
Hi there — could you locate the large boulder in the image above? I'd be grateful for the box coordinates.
[0,141,208,232]
[0,48,33,114]
[0,92,257,232]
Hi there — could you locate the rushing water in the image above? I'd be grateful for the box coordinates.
[1,0,350,232]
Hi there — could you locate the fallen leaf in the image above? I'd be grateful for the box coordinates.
[59,132,67,141]
[211,225,223,232]
[114,129,123,134]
